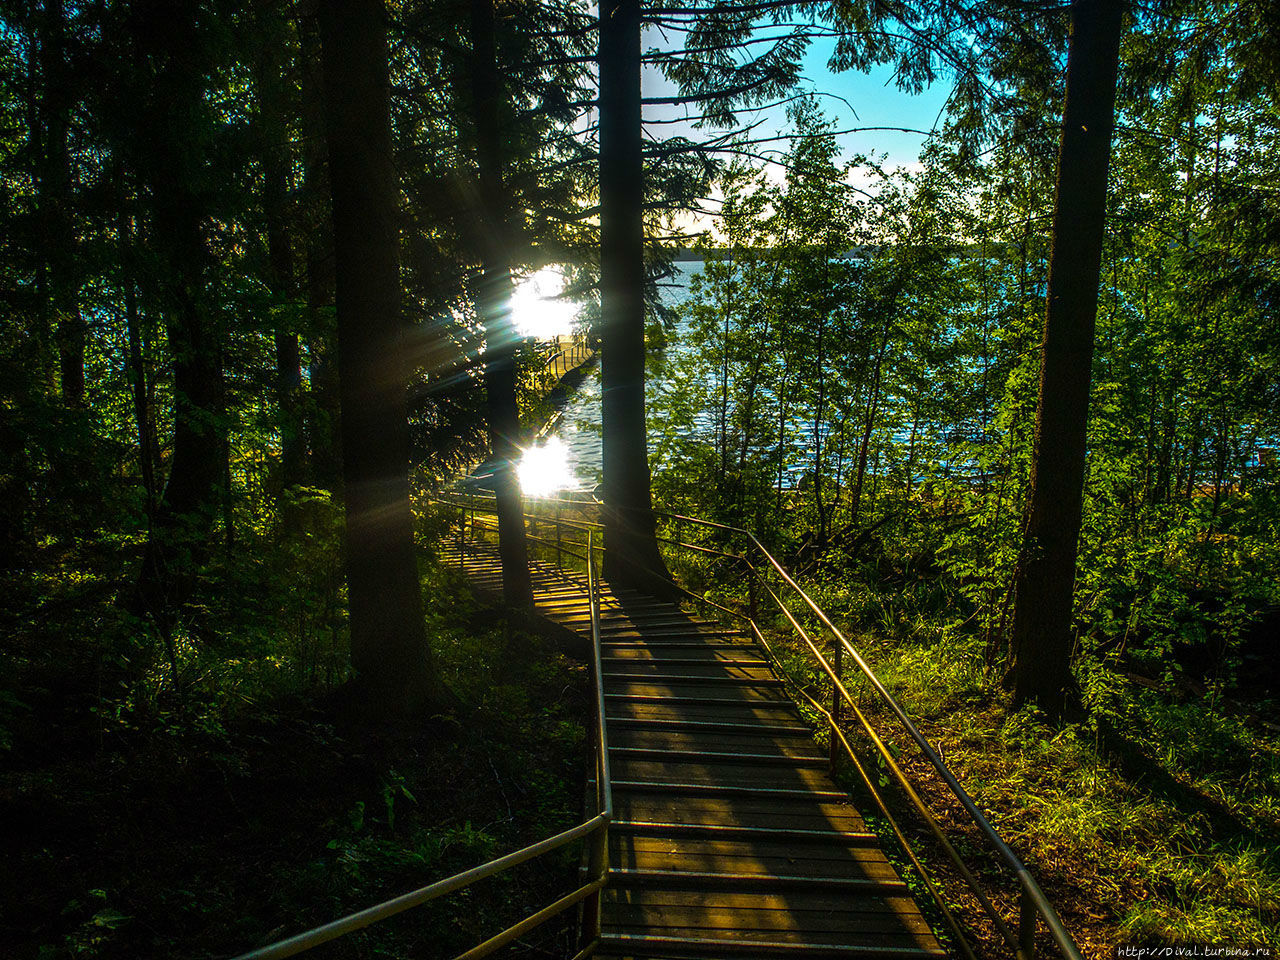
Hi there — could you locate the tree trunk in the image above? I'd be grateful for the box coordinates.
[120,194,157,524]
[775,355,789,514]
[38,0,84,407]
[598,0,672,593]
[299,5,341,489]
[133,0,228,627]
[254,1,306,493]
[318,0,439,713]
[850,317,890,526]
[1010,0,1124,717]
[811,305,828,553]
[471,0,532,608]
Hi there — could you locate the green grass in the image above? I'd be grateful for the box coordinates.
[857,628,1280,953]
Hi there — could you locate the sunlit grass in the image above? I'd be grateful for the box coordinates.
[858,628,1280,950]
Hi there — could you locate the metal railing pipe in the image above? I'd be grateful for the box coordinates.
[455,877,607,960]
[649,506,1083,960]
[231,815,607,960]
[580,529,612,948]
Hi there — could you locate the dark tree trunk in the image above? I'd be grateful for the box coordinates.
[849,316,890,527]
[254,1,306,492]
[1010,0,1124,717]
[811,308,828,551]
[598,0,672,593]
[25,18,54,392]
[133,0,228,626]
[318,0,439,713]
[471,0,532,608]
[119,191,156,524]
[38,0,84,407]
[305,245,341,488]
[299,8,341,488]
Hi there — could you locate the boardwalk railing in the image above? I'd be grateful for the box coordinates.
[540,334,595,382]
[447,492,1083,960]
[230,517,612,960]
[235,491,1082,960]
[644,506,1084,960]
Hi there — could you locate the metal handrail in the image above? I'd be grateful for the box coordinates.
[231,508,612,960]
[648,506,1084,960]
[429,491,1081,959]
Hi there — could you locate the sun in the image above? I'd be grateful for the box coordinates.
[516,436,577,497]
[511,266,578,340]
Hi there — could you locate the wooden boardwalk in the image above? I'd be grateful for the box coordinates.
[440,538,947,959]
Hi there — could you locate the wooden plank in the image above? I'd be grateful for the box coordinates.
[606,696,803,719]
[598,932,945,957]
[614,834,892,867]
[606,889,922,915]
[614,793,867,833]
[608,718,816,742]
[606,903,935,936]
[603,650,770,664]
[605,683,791,703]
[601,640,757,655]
[604,662,778,680]
[610,726,821,755]
[611,821,876,844]
[610,759,840,792]
[609,746,827,767]
[611,851,899,883]
[600,627,745,640]
[606,869,906,891]
[609,780,849,801]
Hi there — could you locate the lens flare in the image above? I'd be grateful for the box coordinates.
[516,436,576,497]
[511,266,577,340]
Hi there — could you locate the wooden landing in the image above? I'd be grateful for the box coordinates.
[439,539,947,959]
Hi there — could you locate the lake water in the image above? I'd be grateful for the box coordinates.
[533,262,702,492]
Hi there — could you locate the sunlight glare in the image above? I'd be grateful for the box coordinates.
[516,436,576,497]
[511,267,577,340]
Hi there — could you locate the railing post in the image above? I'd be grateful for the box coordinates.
[530,502,538,559]
[458,503,465,574]
[1018,885,1036,960]
[829,635,843,771]
[582,527,609,951]
[555,499,563,568]
[581,809,606,948]
[748,565,758,624]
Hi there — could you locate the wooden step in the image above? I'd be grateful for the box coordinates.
[610,821,876,844]
[604,651,770,665]
[446,532,944,957]
[605,716,813,738]
[610,726,823,758]
[604,670,785,685]
[608,746,827,768]
[614,792,868,835]
[597,931,945,959]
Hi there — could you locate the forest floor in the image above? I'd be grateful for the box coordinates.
[0,553,591,960]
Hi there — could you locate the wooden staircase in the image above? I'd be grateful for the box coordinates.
[439,537,948,959]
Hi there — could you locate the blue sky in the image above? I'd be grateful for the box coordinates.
[641,30,955,174]
[797,40,954,168]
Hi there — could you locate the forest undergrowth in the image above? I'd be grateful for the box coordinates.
[0,516,590,960]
